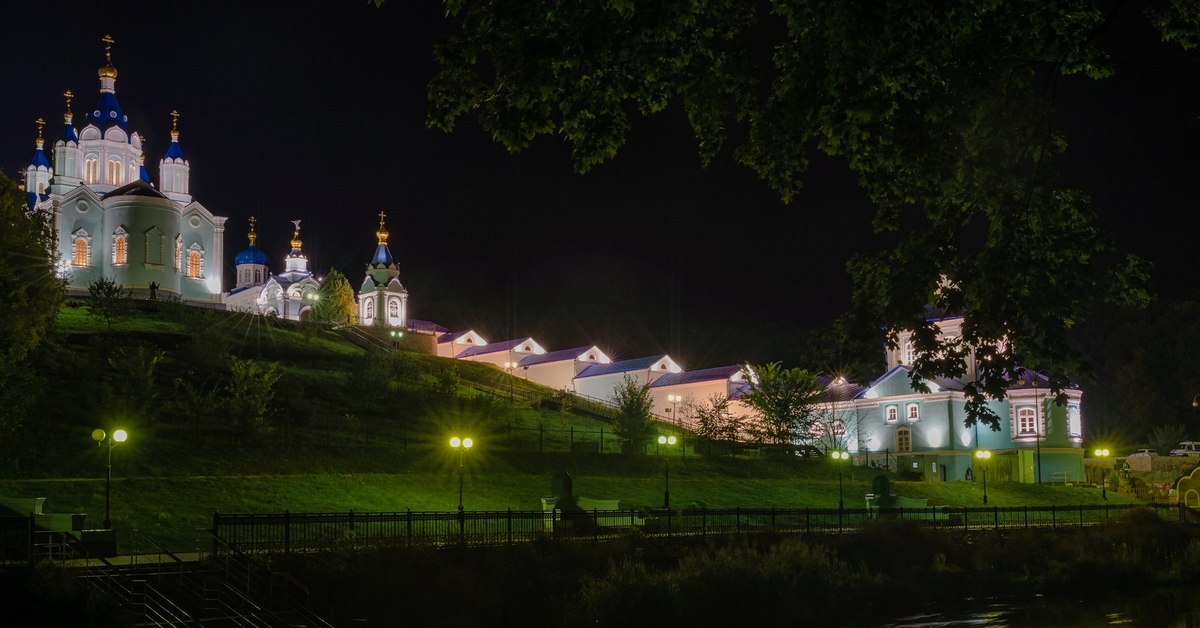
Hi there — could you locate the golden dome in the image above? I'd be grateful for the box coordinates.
[376,210,390,245]
[98,35,118,79]
[290,219,303,250]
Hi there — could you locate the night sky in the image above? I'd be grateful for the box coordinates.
[2,2,1197,371]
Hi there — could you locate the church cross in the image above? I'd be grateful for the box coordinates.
[101,34,115,63]
[170,109,180,132]
[35,118,44,139]
[64,90,73,112]
[249,216,257,231]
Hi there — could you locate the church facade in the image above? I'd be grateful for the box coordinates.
[24,36,225,305]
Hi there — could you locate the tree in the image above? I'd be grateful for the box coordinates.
[0,173,64,437]
[612,374,655,453]
[107,345,165,424]
[226,356,282,436]
[87,277,129,331]
[422,2,1200,429]
[1148,424,1187,456]
[739,363,821,445]
[317,269,356,324]
[691,393,743,455]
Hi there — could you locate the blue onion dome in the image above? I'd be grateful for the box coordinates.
[29,118,50,168]
[235,217,269,265]
[87,35,130,132]
[163,110,185,160]
[371,211,395,265]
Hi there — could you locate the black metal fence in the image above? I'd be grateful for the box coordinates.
[211,503,1188,555]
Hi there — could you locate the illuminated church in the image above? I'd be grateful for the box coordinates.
[24,36,225,304]
[223,218,323,320]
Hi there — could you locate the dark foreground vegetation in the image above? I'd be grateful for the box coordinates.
[260,508,1200,627]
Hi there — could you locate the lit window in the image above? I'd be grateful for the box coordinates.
[907,403,919,421]
[364,298,375,320]
[886,406,898,422]
[388,298,400,321]
[897,427,912,453]
[1068,406,1082,438]
[809,423,826,439]
[85,158,98,183]
[831,420,846,436]
[187,248,203,278]
[903,341,915,365]
[1017,407,1038,436]
[107,159,122,185]
[73,237,90,266]
[113,228,128,265]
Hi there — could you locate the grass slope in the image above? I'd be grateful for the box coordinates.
[0,304,1140,549]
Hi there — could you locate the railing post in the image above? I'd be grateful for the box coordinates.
[212,510,220,556]
[593,509,598,543]
[507,508,513,545]
[702,507,707,538]
[736,507,741,533]
[963,507,968,532]
[1024,506,1028,529]
[993,506,998,531]
[771,507,776,533]
[284,510,291,555]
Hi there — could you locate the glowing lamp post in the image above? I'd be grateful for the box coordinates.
[503,361,517,401]
[974,449,992,504]
[667,394,683,429]
[389,329,403,349]
[658,435,677,509]
[1094,448,1110,500]
[830,450,850,510]
[449,436,474,512]
[92,428,128,529]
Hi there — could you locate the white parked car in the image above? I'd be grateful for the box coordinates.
[1129,448,1156,457]
[1169,441,1200,457]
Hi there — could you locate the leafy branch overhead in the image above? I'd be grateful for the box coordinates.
[424,1,1195,429]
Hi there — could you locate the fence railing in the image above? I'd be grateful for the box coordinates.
[211,503,1187,555]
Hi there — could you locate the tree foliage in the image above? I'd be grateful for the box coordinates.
[1147,424,1188,456]
[317,269,356,324]
[226,356,282,436]
[739,363,821,444]
[0,173,64,437]
[87,277,129,331]
[423,1,1200,429]
[612,374,655,452]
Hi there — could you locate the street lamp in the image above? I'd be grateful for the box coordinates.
[449,436,474,512]
[658,435,677,509]
[389,329,403,349]
[830,450,850,510]
[503,361,517,401]
[974,449,992,504]
[92,428,127,529]
[1095,448,1111,500]
[667,394,683,429]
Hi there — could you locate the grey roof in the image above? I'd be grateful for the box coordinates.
[456,338,534,359]
[101,179,167,199]
[576,355,667,379]
[407,319,448,334]
[519,346,594,367]
[649,365,742,388]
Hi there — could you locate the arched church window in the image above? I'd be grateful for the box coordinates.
[364,298,375,320]
[107,159,122,185]
[72,231,91,267]
[85,158,98,183]
[113,228,128,265]
[187,244,204,279]
[388,298,400,321]
[903,341,915,365]
[1068,406,1082,438]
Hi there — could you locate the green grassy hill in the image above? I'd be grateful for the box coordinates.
[0,303,1138,548]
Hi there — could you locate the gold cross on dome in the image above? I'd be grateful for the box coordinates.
[378,210,387,224]
[101,34,115,62]
[64,90,73,111]
[170,109,180,131]
[35,118,45,138]
[249,216,257,230]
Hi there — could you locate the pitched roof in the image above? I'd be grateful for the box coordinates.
[576,355,669,379]
[101,179,168,199]
[407,319,448,334]
[519,346,593,367]
[457,338,539,359]
[650,365,742,388]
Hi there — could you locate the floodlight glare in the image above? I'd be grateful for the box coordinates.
[113,429,128,443]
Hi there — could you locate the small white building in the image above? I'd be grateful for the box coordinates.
[519,345,611,391]
[456,337,547,370]
[358,213,408,329]
[648,365,750,428]
[224,219,321,320]
[436,330,489,358]
[572,355,682,404]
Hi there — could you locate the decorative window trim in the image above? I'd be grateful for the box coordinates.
[84,157,98,184]
[906,403,920,421]
[363,297,376,320]
[174,235,183,272]
[885,406,899,423]
[112,226,128,265]
[1016,407,1038,437]
[107,158,123,185]
[72,228,92,267]
[186,242,205,279]
[144,226,164,267]
[1068,405,1082,438]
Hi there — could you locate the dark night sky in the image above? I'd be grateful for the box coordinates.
[2,2,1197,370]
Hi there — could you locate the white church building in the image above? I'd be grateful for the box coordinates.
[24,36,225,304]
[223,218,322,320]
